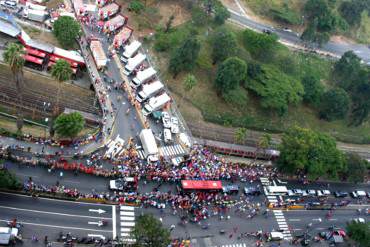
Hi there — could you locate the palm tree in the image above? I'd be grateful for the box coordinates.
[50,59,72,135]
[3,43,26,132]
[234,127,247,144]
[258,133,272,158]
[181,73,197,108]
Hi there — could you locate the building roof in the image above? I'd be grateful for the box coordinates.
[53,47,85,64]
[26,39,54,53]
[0,20,21,37]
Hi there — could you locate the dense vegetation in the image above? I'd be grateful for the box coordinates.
[0,165,21,190]
[54,112,85,139]
[53,16,81,49]
[346,221,370,247]
[245,0,370,44]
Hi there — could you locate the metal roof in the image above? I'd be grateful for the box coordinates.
[0,20,21,37]
[26,39,54,53]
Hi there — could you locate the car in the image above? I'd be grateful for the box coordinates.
[316,190,323,197]
[162,112,171,128]
[223,185,239,194]
[293,189,303,195]
[109,177,137,191]
[350,191,358,198]
[171,124,179,134]
[0,0,17,9]
[334,191,348,198]
[262,29,272,34]
[163,128,172,143]
[244,186,261,196]
[171,117,179,126]
[283,27,293,32]
[350,218,365,223]
[355,190,367,197]
[287,190,295,196]
[302,190,308,197]
[307,190,316,196]
[322,190,331,196]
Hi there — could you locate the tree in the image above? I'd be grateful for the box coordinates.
[346,221,370,247]
[181,73,197,107]
[169,36,201,77]
[301,75,324,106]
[214,57,247,95]
[164,14,175,33]
[339,1,363,26]
[191,6,208,26]
[211,27,238,64]
[53,112,85,139]
[344,153,368,183]
[131,214,171,247]
[319,88,350,121]
[51,59,73,116]
[234,127,247,144]
[0,169,21,190]
[3,43,25,132]
[213,1,230,25]
[333,51,362,89]
[128,0,145,13]
[258,133,272,150]
[242,29,279,61]
[278,126,346,180]
[53,16,81,48]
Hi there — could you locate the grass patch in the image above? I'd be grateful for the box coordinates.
[148,20,370,144]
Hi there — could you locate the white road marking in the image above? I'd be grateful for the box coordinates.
[328,218,337,221]
[120,206,135,211]
[288,219,301,222]
[121,222,135,227]
[120,211,135,216]
[0,219,112,233]
[121,232,130,237]
[0,205,111,220]
[112,205,116,239]
[120,217,135,221]
[121,228,132,232]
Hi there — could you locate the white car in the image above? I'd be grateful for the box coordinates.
[171,124,179,134]
[307,190,316,196]
[163,128,172,143]
[322,190,331,196]
[316,190,323,197]
[162,112,171,128]
[171,117,179,126]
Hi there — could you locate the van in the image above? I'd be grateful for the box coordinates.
[163,128,172,143]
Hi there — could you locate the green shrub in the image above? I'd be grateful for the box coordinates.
[128,0,145,14]
[223,87,248,107]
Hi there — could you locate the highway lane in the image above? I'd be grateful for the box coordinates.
[0,192,118,242]
[229,11,370,64]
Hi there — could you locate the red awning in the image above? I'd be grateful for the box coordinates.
[181,180,222,190]
[47,61,55,68]
[26,47,46,58]
[24,55,43,65]
[50,55,78,68]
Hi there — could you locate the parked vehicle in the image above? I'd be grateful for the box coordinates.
[162,112,171,128]
[121,40,141,63]
[244,186,261,196]
[123,53,146,76]
[136,80,164,103]
[0,0,17,9]
[130,67,156,89]
[163,128,172,144]
[23,8,47,22]
[142,93,171,116]
[222,185,239,194]
[170,117,179,134]
[109,177,137,191]
[334,191,348,198]
[139,129,159,162]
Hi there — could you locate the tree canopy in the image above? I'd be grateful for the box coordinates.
[51,59,73,83]
[54,112,85,139]
[333,51,362,89]
[131,214,171,247]
[201,0,230,25]
[214,57,247,95]
[246,65,304,115]
[211,27,238,64]
[242,29,279,60]
[53,16,81,48]
[346,221,370,247]
[344,153,368,183]
[0,168,21,190]
[278,126,346,180]
[301,75,324,106]
[169,36,200,77]
[319,88,350,121]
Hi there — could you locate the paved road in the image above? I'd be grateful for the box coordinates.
[228,10,370,64]
[0,192,117,245]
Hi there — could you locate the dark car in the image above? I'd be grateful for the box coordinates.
[222,185,239,194]
[262,29,272,35]
[334,191,348,198]
[244,186,261,196]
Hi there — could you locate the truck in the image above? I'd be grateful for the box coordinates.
[23,8,47,22]
[139,129,159,162]
[121,40,141,63]
[142,93,171,116]
[136,80,164,103]
[123,53,146,76]
[130,67,156,89]
[90,40,107,69]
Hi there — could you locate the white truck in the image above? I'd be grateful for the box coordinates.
[23,8,47,22]
[123,53,146,76]
[130,67,156,89]
[142,93,171,116]
[139,129,159,162]
[121,40,141,63]
[136,80,164,103]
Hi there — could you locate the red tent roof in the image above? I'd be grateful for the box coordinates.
[24,55,43,65]
[50,55,78,68]
[26,47,46,58]
[181,180,222,190]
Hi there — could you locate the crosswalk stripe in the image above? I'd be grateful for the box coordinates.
[121,238,136,242]
[120,206,135,211]
[274,212,283,215]
[177,144,184,153]
[121,222,135,227]
[121,216,135,221]
[274,210,282,213]
[121,228,132,232]
[169,146,176,155]
[275,215,285,218]
[121,233,130,237]
[120,211,135,216]
[269,199,278,202]
[162,147,169,156]
[276,218,286,221]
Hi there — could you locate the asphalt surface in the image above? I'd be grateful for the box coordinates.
[228,10,370,65]
[0,192,117,246]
